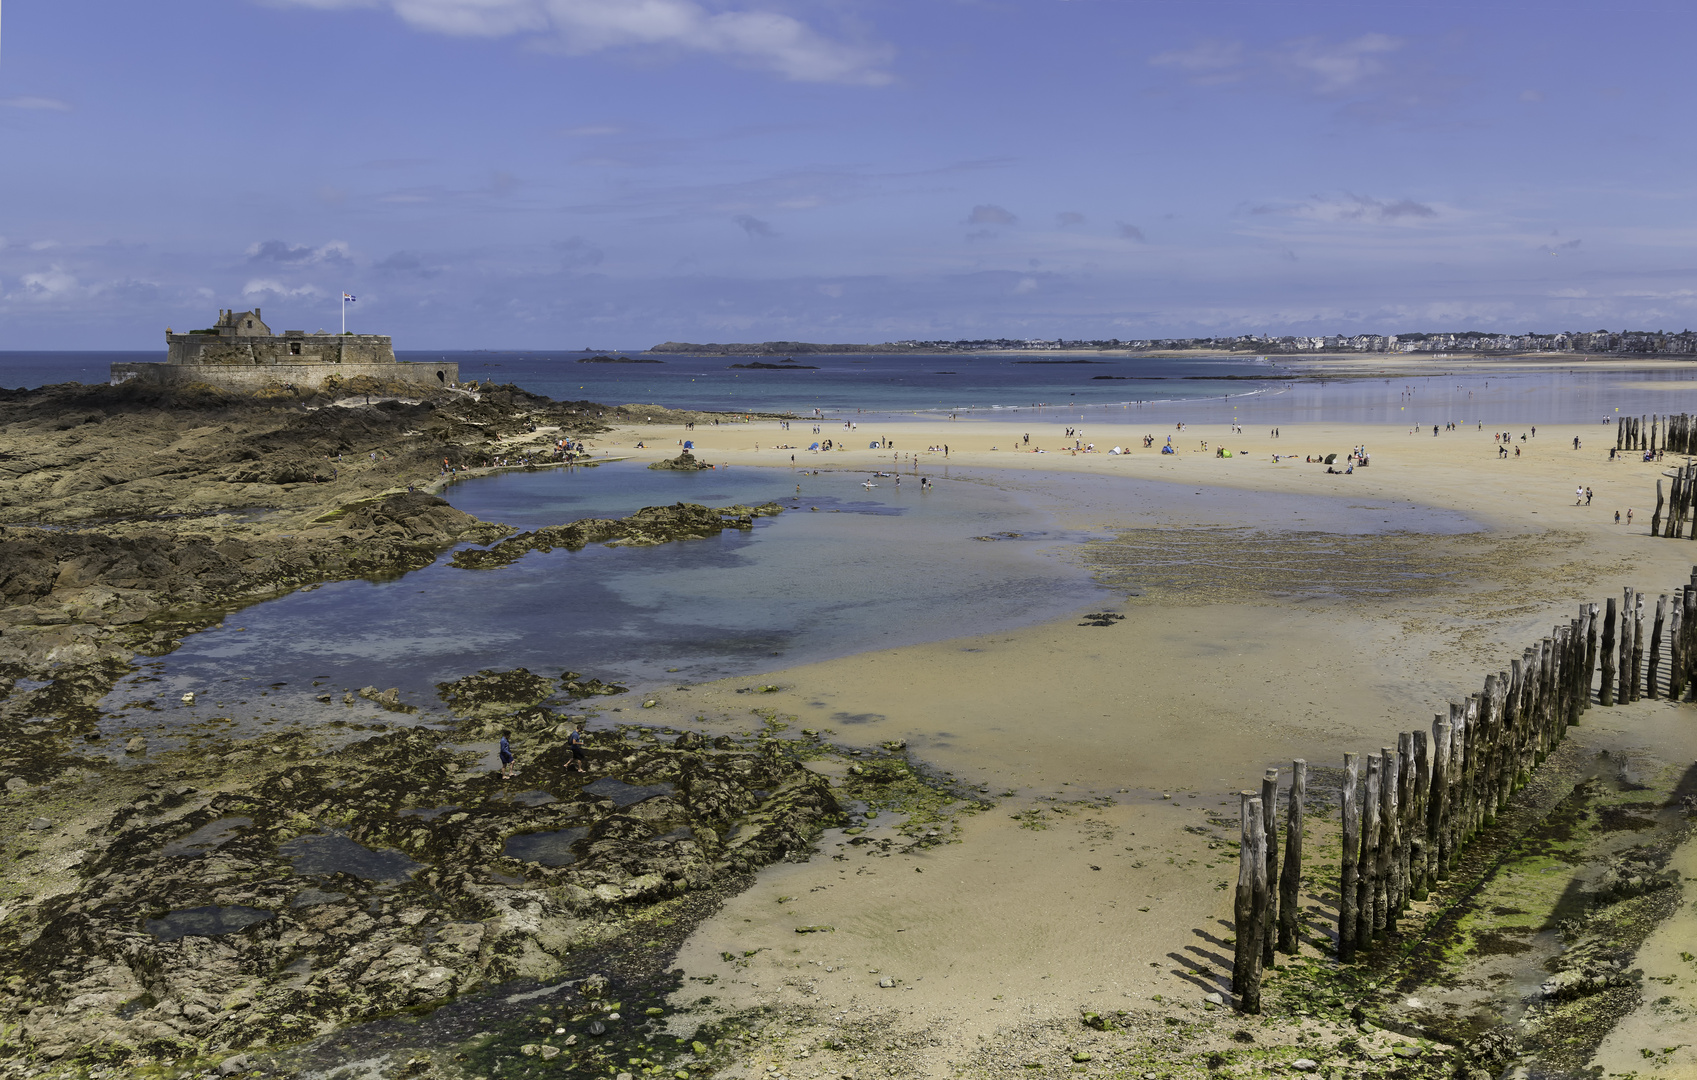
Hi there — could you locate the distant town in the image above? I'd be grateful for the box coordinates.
[650,329,1697,357]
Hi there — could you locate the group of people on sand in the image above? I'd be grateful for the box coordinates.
[499,721,589,781]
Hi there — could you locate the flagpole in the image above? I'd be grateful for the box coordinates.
[341,293,346,335]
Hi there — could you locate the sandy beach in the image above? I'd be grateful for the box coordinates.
[570,359,1697,1077]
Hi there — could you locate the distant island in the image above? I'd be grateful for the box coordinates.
[650,329,1697,358]
[727,361,819,370]
[578,355,663,364]
[1011,359,1105,365]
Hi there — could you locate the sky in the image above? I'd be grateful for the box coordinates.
[3,0,1697,349]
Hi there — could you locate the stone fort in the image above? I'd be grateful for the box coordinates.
[110,308,458,392]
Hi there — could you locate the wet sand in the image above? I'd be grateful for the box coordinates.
[586,375,1697,1075]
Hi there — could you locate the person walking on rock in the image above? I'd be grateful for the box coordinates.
[499,730,516,779]
[567,721,590,774]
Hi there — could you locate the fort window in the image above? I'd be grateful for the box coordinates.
[290,342,302,355]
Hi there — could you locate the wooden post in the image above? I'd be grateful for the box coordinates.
[1584,602,1599,711]
[1261,768,1279,968]
[1410,729,1431,899]
[1278,759,1305,955]
[1601,598,1618,706]
[1233,790,1256,994]
[1397,731,1415,908]
[1670,590,1685,700]
[1654,479,1665,537]
[1632,593,1646,701]
[1339,753,1359,962]
[1237,793,1267,1014]
[1430,717,1451,878]
[1380,745,1400,933]
[1357,756,1381,951]
[1620,588,1635,704]
[1648,595,1667,698]
[1617,417,1626,451]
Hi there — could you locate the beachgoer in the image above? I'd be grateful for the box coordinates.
[567,722,589,774]
[1616,510,1622,524]
[1586,487,1593,505]
[499,730,515,779]
[1627,508,1634,525]
[1576,487,1584,505]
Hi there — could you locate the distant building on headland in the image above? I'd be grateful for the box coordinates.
[110,308,457,392]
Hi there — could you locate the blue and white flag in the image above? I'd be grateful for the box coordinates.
[343,293,357,302]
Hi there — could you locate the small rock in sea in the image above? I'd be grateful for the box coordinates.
[125,736,147,755]
[589,1020,607,1036]
[4,778,26,794]
[1291,1060,1319,1072]
[316,694,332,703]
[521,1044,542,1057]
[26,818,51,831]
[181,692,196,704]
[878,977,895,988]
[643,699,658,709]
[539,1046,561,1060]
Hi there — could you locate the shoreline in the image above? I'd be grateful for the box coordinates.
[3,372,1697,1077]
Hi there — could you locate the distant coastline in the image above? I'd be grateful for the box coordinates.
[649,330,1697,359]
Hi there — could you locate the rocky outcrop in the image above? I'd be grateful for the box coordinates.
[0,723,842,1067]
[647,451,713,471]
[449,502,784,570]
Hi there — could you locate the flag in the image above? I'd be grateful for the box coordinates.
[343,293,357,302]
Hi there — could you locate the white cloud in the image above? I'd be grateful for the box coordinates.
[1274,33,1401,94]
[28,240,60,251]
[1013,277,1038,294]
[0,96,72,111]
[245,239,352,264]
[19,268,78,299]
[267,0,894,85]
[242,279,325,298]
[1251,193,1436,224]
[1152,33,1404,97]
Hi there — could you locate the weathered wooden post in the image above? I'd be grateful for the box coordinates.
[1357,756,1381,950]
[1379,746,1400,933]
[1431,717,1452,878]
[1397,731,1415,907]
[1620,588,1636,704]
[1261,768,1279,968]
[1234,790,1256,994]
[1584,603,1599,711]
[1339,753,1359,962]
[1601,598,1618,706]
[1278,759,1305,955]
[1247,800,1268,1014]
[1632,593,1646,701]
[1410,729,1431,899]
[1670,591,1685,700]
[1654,479,1665,536]
[1649,595,1667,698]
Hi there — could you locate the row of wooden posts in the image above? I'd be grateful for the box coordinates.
[1228,569,1697,1013]
[1650,464,1697,539]
[1616,412,1697,455]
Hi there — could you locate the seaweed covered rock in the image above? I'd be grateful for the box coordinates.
[436,667,557,717]
[647,451,711,471]
[0,725,841,1068]
[450,502,784,570]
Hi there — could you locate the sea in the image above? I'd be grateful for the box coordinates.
[5,348,1693,746]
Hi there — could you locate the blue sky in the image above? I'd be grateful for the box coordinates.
[3,0,1695,348]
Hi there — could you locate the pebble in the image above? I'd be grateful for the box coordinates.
[1202,992,1224,1008]
[125,736,147,755]
[216,1055,253,1076]
[539,1046,561,1060]
[877,977,895,988]
[1291,1060,1318,1072]
[26,818,51,831]
[4,778,26,794]
[521,1044,541,1057]
[589,1020,607,1036]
